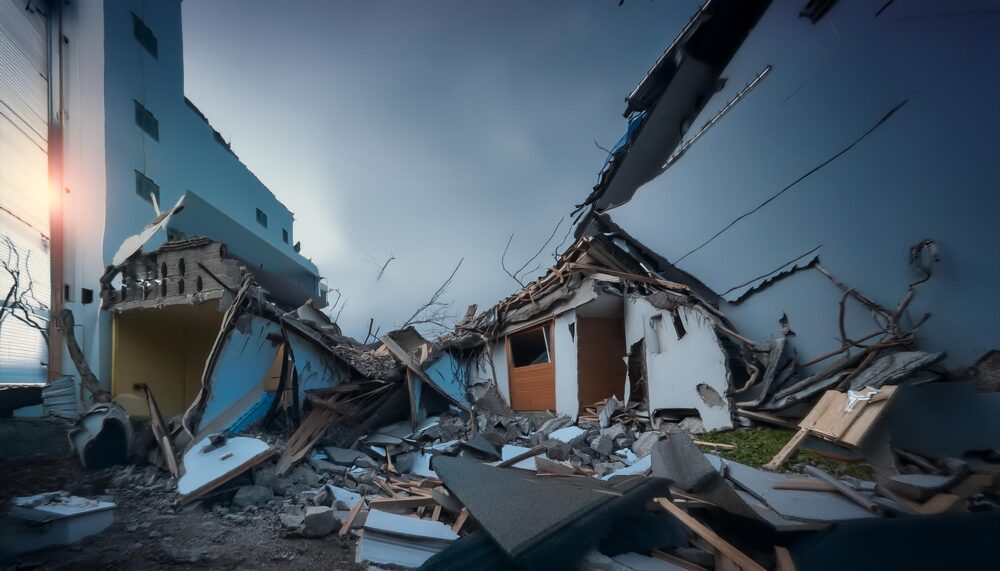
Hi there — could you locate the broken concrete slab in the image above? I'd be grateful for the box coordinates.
[326,484,363,510]
[649,434,757,521]
[356,509,458,568]
[0,492,116,556]
[323,446,364,467]
[631,431,662,458]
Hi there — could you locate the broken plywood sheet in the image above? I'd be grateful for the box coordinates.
[177,436,275,502]
[285,330,353,403]
[624,298,732,430]
[720,457,877,523]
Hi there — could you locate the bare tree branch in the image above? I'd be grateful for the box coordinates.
[0,236,49,345]
[363,250,397,281]
[401,258,464,334]
[500,217,567,288]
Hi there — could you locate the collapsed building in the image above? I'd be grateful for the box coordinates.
[6,0,1000,569]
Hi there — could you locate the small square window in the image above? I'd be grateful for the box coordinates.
[282,229,289,243]
[131,13,158,59]
[256,208,268,228]
[135,170,160,206]
[134,100,159,141]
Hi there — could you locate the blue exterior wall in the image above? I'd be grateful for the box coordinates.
[608,0,1000,368]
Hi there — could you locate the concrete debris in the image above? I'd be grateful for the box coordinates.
[15,2,1000,570]
[299,506,340,538]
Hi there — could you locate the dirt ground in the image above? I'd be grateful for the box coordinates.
[0,458,365,570]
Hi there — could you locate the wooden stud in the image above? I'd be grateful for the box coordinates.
[339,498,364,536]
[764,428,808,470]
[654,498,766,571]
[451,507,470,533]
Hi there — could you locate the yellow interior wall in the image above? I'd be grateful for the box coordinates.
[112,303,224,418]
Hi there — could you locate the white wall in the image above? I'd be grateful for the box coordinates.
[552,310,578,418]
[487,310,579,418]
[623,296,733,431]
[60,0,110,382]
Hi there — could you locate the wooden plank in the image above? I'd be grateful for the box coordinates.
[431,504,442,522]
[339,498,364,536]
[764,428,808,470]
[693,440,736,450]
[654,498,766,571]
[496,444,547,468]
[802,466,882,514]
[736,409,798,430]
[451,507,470,533]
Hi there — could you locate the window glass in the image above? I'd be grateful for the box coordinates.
[509,324,551,367]
[134,170,160,205]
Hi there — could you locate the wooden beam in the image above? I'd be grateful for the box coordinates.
[451,507,470,533]
[802,466,882,514]
[654,498,766,571]
[496,444,546,469]
[339,498,364,536]
[764,428,808,470]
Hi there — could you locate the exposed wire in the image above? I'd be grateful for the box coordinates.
[674,99,908,265]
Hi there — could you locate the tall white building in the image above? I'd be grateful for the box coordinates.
[0,0,324,409]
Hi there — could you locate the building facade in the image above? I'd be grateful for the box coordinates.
[0,0,324,413]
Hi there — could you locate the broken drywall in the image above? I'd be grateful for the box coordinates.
[624,296,733,430]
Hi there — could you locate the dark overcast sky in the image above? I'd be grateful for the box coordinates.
[181,0,700,338]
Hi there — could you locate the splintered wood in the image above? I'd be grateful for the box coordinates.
[765,386,897,470]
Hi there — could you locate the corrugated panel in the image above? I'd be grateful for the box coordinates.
[0,0,49,383]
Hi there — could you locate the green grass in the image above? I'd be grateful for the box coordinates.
[695,426,874,480]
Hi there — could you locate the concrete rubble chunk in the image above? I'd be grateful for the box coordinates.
[324,446,365,466]
[232,485,274,507]
[631,431,662,458]
[591,434,615,457]
[677,416,705,435]
[299,506,340,538]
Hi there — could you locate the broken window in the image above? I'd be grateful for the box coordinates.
[133,100,159,141]
[131,13,158,59]
[508,324,552,368]
[134,170,160,206]
[670,308,687,340]
[256,208,268,228]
